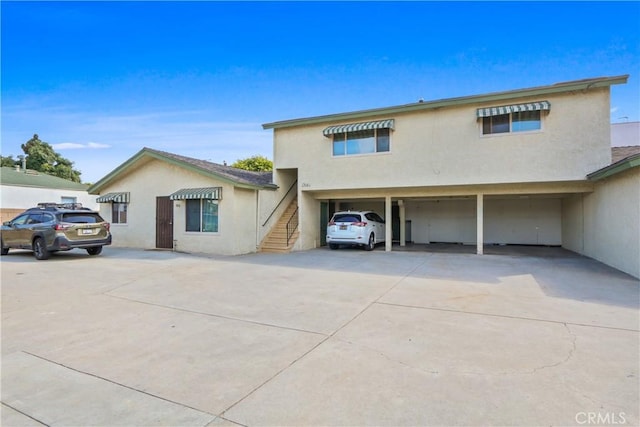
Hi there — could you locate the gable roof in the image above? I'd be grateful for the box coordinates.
[0,167,89,191]
[88,147,275,194]
[263,75,629,130]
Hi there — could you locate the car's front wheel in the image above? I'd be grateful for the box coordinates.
[33,237,50,260]
[87,246,103,256]
[365,233,375,251]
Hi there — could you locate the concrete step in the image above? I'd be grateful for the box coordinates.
[262,232,299,244]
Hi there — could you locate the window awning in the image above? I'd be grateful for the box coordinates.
[96,192,130,203]
[477,101,550,118]
[323,119,395,137]
[169,187,222,200]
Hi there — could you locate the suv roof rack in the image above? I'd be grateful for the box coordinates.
[34,202,91,211]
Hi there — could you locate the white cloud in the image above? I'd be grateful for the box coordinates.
[53,142,111,150]
[1,104,273,182]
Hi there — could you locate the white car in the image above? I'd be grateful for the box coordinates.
[326,211,386,251]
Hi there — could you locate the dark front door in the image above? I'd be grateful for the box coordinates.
[156,196,173,249]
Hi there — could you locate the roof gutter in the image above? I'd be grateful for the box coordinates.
[263,75,629,130]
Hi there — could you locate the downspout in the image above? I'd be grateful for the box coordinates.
[581,193,585,253]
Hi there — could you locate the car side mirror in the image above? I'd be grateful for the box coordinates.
[3,221,11,226]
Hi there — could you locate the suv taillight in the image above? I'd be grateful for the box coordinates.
[53,224,69,231]
[328,221,335,226]
[105,223,110,231]
[352,222,367,227]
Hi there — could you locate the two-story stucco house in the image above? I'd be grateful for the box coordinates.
[263,75,639,278]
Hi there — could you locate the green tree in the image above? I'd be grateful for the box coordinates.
[21,134,82,182]
[1,155,17,167]
[231,155,273,172]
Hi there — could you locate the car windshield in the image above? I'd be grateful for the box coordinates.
[333,214,362,223]
[60,213,104,224]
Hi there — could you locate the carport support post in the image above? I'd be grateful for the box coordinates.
[385,196,392,252]
[477,193,484,255]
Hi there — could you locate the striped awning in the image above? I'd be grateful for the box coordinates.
[96,192,130,203]
[477,101,550,118]
[323,119,395,137]
[169,187,222,200]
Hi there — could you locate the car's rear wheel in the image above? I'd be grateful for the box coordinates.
[87,246,103,256]
[33,237,50,260]
[1,238,9,256]
[365,233,375,251]
[329,243,339,250]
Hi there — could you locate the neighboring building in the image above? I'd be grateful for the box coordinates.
[262,75,639,278]
[0,166,97,222]
[87,148,296,256]
[611,121,640,147]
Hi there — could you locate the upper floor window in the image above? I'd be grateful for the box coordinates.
[478,101,549,136]
[323,119,394,157]
[482,111,542,135]
[332,128,390,156]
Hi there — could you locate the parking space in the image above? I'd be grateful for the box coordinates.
[2,247,638,426]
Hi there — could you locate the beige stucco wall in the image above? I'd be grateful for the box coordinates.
[274,89,611,191]
[95,158,260,256]
[298,191,321,250]
[562,168,640,278]
[400,197,564,246]
[484,198,562,245]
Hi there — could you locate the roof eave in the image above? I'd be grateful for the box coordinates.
[262,75,629,130]
[88,148,269,194]
[587,154,640,181]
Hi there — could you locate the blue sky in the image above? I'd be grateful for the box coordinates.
[2,1,639,183]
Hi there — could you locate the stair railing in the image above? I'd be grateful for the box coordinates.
[286,207,299,246]
[262,179,297,227]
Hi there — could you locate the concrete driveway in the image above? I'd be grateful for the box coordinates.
[2,247,638,426]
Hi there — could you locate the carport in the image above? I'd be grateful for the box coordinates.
[309,180,594,255]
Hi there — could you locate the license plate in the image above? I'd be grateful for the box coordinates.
[80,229,94,235]
[339,225,347,230]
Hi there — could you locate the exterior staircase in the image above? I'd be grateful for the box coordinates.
[260,197,299,253]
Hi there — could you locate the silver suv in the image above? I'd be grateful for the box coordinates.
[326,211,386,251]
[1,203,112,260]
